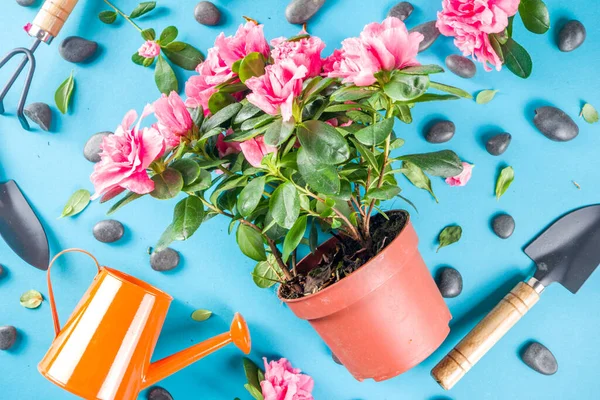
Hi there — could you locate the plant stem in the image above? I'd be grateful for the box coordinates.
[103,0,143,32]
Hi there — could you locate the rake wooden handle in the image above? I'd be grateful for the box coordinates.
[431,281,541,390]
[32,0,80,38]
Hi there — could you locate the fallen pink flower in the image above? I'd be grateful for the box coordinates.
[445,162,474,186]
[138,40,161,58]
[260,358,314,400]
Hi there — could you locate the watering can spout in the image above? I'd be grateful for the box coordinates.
[142,313,251,389]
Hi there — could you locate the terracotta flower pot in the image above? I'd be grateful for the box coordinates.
[280,211,451,381]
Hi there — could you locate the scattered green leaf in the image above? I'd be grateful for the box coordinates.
[55,71,75,114]
[518,0,550,34]
[437,225,462,252]
[129,1,156,19]
[501,38,532,79]
[98,10,117,24]
[191,309,212,321]
[581,103,599,124]
[60,189,91,218]
[495,166,515,200]
[476,89,499,104]
[20,289,43,309]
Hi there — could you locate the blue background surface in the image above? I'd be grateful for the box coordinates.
[1,0,599,399]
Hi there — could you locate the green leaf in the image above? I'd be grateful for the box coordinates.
[518,0,550,34]
[399,150,463,177]
[141,28,156,41]
[390,138,405,149]
[129,1,156,18]
[269,182,300,229]
[156,196,204,250]
[132,52,145,65]
[239,52,266,83]
[151,168,184,199]
[354,118,394,146]
[184,170,211,192]
[208,92,236,114]
[407,93,461,103]
[237,223,267,261]
[500,38,532,79]
[98,10,117,24]
[581,103,599,124]
[191,309,212,321]
[164,41,186,52]
[240,114,275,132]
[429,81,473,99]
[233,102,262,124]
[402,161,437,202]
[237,176,266,218]
[476,89,499,104]
[154,55,178,94]
[159,26,178,45]
[507,16,515,37]
[349,137,379,172]
[399,64,445,75]
[202,103,242,131]
[282,216,307,262]
[171,159,201,186]
[142,57,154,67]
[244,384,265,400]
[297,148,340,195]
[331,86,375,102]
[252,254,283,288]
[243,358,263,392]
[107,192,143,215]
[162,44,204,71]
[489,34,505,64]
[366,184,401,200]
[55,71,75,114]
[495,166,515,200]
[384,74,429,101]
[437,225,462,252]
[264,118,296,146]
[302,77,335,101]
[60,189,90,218]
[20,289,43,309]
[297,120,350,164]
[395,104,413,124]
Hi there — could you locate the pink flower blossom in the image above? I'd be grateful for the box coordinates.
[138,40,161,58]
[246,59,307,121]
[90,106,165,199]
[326,17,423,86]
[153,91,194,147]
[436,0,520,71]
[445,162,474,186]
[260,358,314,400]
[240,136,277,168]
[185,48,235,114]
[214,22,270,67]
[271,33,326,78]
[216,129,242,158]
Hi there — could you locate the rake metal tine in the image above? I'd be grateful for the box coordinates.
[16,50,37,130]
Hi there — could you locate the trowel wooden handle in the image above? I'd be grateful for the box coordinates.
[431,281,541,390]
[32,0,80,38]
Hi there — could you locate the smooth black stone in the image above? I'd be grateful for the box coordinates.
[426,120,455,143]
[445,55,476,78]
[332,352,342,365]
[534,106,579,142]
[486,133,511,156]
[84,131,112,162]
[492,214,515,239]
[410,21,440,52]
[93,220,124,243]
[194,1,221,26]
[285,0,325,24]
[522,342,558,375]
[59,36,98,63]
[16,0,36,6]
[0,326,17,350]
[388,2,413,21]
[0,264,4,278]
[558,20,586,52]
[435,267,462,298]
[147,386,174,400]
[24,102,52,131]
[151,248,180,271]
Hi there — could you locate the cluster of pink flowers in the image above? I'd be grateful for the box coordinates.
[436,0,520,71]
[260,358,314,400]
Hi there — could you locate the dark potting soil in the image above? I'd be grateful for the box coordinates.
[280,211,408,299]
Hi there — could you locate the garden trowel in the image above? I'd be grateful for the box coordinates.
[431,204,600,390]
[0,180,49,270]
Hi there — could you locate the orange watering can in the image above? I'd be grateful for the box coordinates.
[38,249,251,400]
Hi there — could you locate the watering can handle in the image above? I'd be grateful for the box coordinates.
[47,248,102,337]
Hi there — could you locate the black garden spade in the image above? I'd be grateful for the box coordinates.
[0,180,49,270]
[431,205,600,390]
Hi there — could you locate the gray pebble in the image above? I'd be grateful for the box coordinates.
[0,264,3,278]
[59,36,98,63]
[445,55,476,79]
[147,386,173,400]
[332,352,342,365]
[84,131,112,162]
[16,0,36,6]
[534,106,579,142]
[388,2,413,21]
[24,102,52,131]
[194,1,221,26]
[151,248,180,271]
[93,220,124,243]
[410,21,440,52]
[558,20,586,52]
[492,214,515,239]
[522,342,558,375]
[486,133,511,156]
[285,0,325,25]
[426,120,455,143]
[0,326,17,350]
[435,267,462,298]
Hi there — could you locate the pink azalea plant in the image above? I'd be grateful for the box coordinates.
[241,357,314,400]
[436,0,551,78]
[90,17,471,296]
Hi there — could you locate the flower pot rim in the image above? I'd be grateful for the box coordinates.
[278,209,411,304]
